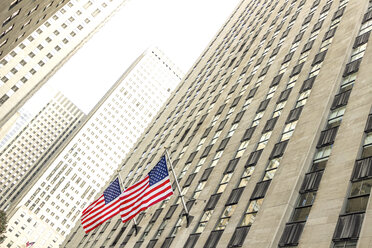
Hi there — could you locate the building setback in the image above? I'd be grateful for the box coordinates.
[3,48,183,248]
[63,0,372,247]
[0,0,130,129]
[0,0,69,60]
[0,92,85,214]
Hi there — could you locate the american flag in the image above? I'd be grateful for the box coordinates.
[120,155,173,222]
[81,178,122,233]
[26,242,35,247]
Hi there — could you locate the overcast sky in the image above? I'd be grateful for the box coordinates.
[44,0,240,113]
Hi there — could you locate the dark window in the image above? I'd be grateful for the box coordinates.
[277,88,292,103]
[317,126,339,148]
[321,2,332,13]
[229,84,238,95]
[201,145,213,157]
[164,205,178,219]
[302,40,314,53]
[271,73,284,87]
[303,13,313,25]
[246,149,263,166]
[312,20,323,32]
[365,114,372,133]
[331,90,351,110]
[251,180,271,200]
[212,94,220,103]
[200,167,213,182]
[294,33,304,44]
[290,12,299,22]
[185,136,193,146]
[179,128,190,142]
[146,239,158,248]
[205,230,224,248]
[271,45,281,57]
[286,106,303,123]
[312,0,320,8]
[150,209,163,223]
[234,111,245,123]
[262,117,278,133]
[343,58,362,77]
[332,6,345,20]
[242,126,256,141]
[226,187,244,205]
[354,31,371,48]
[247,87,258,99]
[186,152,198,164]
[352,157,372,181]
[244,75,254,85]
[255,56,264,66]
[290,62,304,77]
[300,77,315,93]
[270,140,289,158]
[333,213,364,240]
[216,104,226,115]
[281,29,290,39]
[279,222,305,246]
[257,99,270,113]
[363,10,372,23]
[184,234,200,248]
[300,171,323,193]
[217,119,228,130]
[259,65,270,77]
[225,158,240,174]
[283,52,294,65]
[202,127,212,138]
[204,193,222,211]
[218,138,230,151]
[184,173,196,187]
[312,50,327,65]
[228,226,250,247]
[161,237,174,248]
[231,96,241,107]
[323,27,337,41]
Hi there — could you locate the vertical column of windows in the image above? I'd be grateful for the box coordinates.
[279,2,370,246]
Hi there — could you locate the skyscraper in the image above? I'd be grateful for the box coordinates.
[3,48,183,248]
[0,92,85,213]
[64,0,372,247]
[0,0,69,59]
[0,0,130,129]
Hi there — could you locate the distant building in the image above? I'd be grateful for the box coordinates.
[0,0,130,129]
[64,0,372,248]
[3,48,183,248]
[0,92,85,213]
[0,0,68,60]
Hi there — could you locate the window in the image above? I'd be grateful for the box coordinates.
[279,222,305,246]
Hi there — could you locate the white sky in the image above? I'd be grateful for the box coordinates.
[47,0,241,113]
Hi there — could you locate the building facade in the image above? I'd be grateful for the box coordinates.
[3,48,183,248]
[64,0,372,247]
[0,0,130,129]
[0,0,69,60]
[0,92,85,213]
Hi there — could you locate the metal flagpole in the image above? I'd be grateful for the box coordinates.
[164,148,193,227]
[117,171,139,235]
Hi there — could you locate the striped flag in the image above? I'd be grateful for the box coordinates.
[81,178,122,233]
[26,242,35,247]
[120,155,173,222]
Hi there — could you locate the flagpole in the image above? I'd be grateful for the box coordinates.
[117,171,139,235]
[164,148,193,227]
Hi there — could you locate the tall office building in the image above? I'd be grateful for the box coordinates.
[64,0,372,247]
[0,0,130,129]
[3,48,183,248]
[0,92,85,213]
[0,0,69,59]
